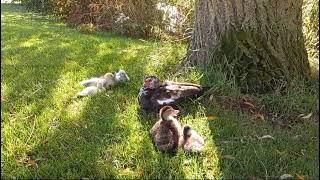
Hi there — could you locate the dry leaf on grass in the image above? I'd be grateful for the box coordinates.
[242,101,255,108]
[255,113,265,121]
[295,174,304,180]
[42,139,48,144]
[279,174,294,179]
[72,122,81,128]
[219,140,232,144]
[276,149,286,155]
[183,159,192,165]
[222,155,235,160]
[207,116,217,121]
[258,135,275,140]
[297,113,313,119]
[301,113,312,119]
[25,158,38,168]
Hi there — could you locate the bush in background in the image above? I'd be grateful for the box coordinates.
[20,0,54,14]
[17,0,195,38]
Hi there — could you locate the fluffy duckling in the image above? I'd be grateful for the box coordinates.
[77,69,130,97]
[138,76,205,112]
[180,125,205,152]
[150,106,183,152]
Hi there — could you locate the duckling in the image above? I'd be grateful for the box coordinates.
[150,106,183,152]
[77,69,130,97]
[138,76,205,112]
[180,125,205,152]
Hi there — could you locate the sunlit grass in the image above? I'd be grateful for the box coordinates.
[303,0,319,78]
[1,3,319,179]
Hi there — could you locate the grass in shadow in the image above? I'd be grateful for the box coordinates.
[196,67,319,179]
[2,4,220,179]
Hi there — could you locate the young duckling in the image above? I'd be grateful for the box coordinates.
[77,69,130,97]
[180,125,205,152]
[150,106,183,152]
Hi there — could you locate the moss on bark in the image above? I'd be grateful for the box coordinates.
[187,0,311,93]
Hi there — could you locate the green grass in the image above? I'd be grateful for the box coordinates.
[1,4,319,179]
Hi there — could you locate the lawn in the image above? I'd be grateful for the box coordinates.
[1,4,319,179]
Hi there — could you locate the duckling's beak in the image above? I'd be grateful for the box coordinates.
[173,109,180,117]
[126,74,130,81]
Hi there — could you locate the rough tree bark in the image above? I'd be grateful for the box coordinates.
[187,0,311,92]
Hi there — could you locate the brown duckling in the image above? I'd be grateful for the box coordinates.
[180,125,205,152]
[138,76,206,112]
[150,106,183,152]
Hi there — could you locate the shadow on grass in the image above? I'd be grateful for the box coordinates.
[2,4,189,178]
[136,109,186,179]
[196,68,319,179]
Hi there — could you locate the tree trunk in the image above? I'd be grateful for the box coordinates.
[187,0,311,92]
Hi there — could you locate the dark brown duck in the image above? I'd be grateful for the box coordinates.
[138,76,206,112]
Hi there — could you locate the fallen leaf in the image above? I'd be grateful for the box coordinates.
[242,101,255,108]
[276,150,286,155]
[255,113,265,121]
[42,139,48,144]
[297,114,305,118]
[293,135,302,139]
[73,122,81,128]
[222,155,235,160]
[183,159,192,165]
[259,135,275,140]
[220,140,232,144]
[207,116,217,121]
[26,159,38,168]
[209,95,214,101]
[295,174,304,180]
[301,113,312,119]
[279,174,294,179]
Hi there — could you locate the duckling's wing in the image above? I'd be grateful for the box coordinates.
[155,130,177,152]
[184,138,205,152]
[80,77,101,87]
[77,86,101,96]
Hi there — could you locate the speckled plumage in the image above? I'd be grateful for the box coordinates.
[150,106,182,152]
[138,76,205,112]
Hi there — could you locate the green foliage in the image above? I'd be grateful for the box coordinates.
[15,0,195,38]
[20,0,54,14]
